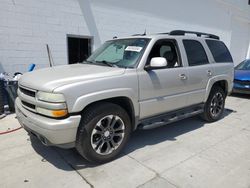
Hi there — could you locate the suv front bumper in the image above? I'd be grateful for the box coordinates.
[15,97,81,148]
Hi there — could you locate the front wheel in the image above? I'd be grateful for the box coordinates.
[76,102,131,163]
[201,86,226,122]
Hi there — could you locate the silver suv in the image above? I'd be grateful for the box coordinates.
[15,30,234,163]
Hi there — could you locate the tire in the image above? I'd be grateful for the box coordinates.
[201,86,226,122]
[75,102,131,163]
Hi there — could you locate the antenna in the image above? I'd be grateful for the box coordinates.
[132,29,147,36]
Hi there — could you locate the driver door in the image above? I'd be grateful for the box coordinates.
[138,39,189,119]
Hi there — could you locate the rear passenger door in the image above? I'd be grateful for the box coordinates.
[205,40,234,85]
[182,39,213,106]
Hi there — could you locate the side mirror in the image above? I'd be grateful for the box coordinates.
[145,57,168,71]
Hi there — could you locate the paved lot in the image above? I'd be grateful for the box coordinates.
[0,94,250,188]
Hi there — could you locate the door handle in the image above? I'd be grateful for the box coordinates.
[207,70,213,76]
[179,74,187,80]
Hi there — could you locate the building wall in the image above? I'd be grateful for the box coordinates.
[0,0,250,74]
[0,0,89,74]
[90,0,250,64]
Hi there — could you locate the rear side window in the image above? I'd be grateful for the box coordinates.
[183,40,209,66]
[206,40,233,63]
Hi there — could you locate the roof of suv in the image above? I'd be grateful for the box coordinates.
[113,30,220,41]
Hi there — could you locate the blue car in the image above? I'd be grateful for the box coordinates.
[233,59,250,94]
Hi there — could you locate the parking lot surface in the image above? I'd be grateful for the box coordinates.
[0,94,250,188]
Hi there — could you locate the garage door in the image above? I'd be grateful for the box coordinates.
[230,17,250,66]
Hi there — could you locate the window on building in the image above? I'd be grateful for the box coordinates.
[183,40,209,66]
[67,36,92,64]
[206,40,233,63]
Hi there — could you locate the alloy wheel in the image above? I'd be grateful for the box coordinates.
[90,115,125,155]
[210,92,224,117]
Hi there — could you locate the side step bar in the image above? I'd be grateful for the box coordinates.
[138,104,204,130]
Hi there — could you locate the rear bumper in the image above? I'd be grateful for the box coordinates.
[15,97,81,148]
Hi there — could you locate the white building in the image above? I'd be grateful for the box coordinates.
[0,0,250,74]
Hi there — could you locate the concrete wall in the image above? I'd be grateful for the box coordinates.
[0,0,90,74]
[0,0,250,74]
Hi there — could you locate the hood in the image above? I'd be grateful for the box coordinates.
[234,69,250,81]
[19,64,125,92]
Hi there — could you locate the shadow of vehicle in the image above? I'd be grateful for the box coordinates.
[124,108,234,154]
[30,108,234,170]
[29,136,83,170]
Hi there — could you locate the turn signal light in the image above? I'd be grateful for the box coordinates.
[51,109,68,117]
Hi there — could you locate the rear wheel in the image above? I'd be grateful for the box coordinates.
[201,86,226,122]
[76,102,131,163]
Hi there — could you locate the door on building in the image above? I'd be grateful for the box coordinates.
[67,35,92,64]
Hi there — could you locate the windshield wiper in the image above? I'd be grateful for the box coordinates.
[82,60,120,68]
[95,60,117,67]
[82,60,95,64]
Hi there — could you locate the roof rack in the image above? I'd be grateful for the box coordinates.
[157,32,169,35]
[169,30,220,40]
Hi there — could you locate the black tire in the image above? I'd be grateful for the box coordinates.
[201,86,226,122]
[75,102,131,163]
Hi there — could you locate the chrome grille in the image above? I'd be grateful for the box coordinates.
[18,85,37,112]
[21,100,36,110]
[19,87,36,97]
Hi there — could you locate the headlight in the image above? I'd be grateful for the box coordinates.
[36,91,65,103]
[36,107,68,118]
[36,91,68,118]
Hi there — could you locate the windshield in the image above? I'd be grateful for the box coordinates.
[84,38,150,68]
[235,60,250,70]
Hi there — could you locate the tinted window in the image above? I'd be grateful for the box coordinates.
[183,40,209,66]
[206,40,233,63]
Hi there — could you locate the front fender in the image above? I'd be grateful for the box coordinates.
[71,88,139,117]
